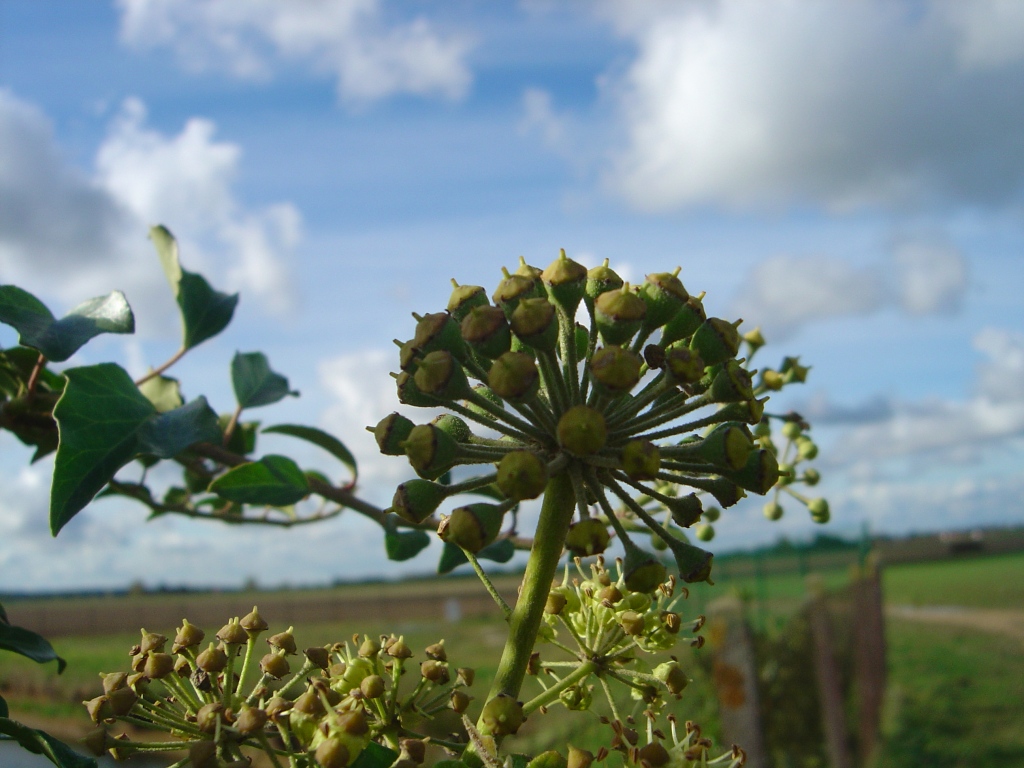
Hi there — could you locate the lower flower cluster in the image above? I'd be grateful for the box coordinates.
[81,609,474,768]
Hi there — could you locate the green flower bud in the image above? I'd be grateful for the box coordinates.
[744,326,766,351]
[358,636,381,658]
[190,741,219,768]
[101,672,127,695]
[441,503,507,553]
[493,268,542,316]
[413,350,471,401]
[260,653,290,679]
[391,479,449,524]
[760,369,785,391]
[665,539,714,584]
[403,424,458,479]
[143,653,174,680]
[447,280,488,321]
[568,747,595,768]
[360,674,386,699]
[265,696,292,721]
[619,610,645,636]
[595,285,646,346]
[637,743,671,768]
[293,688,326,718]
[557,405,607,456]
[173,656,190,677]
[413,312,466,360]
[668,493,704,527]
[797,436,818,460]
[809,497,830,523]
[726,448,780,494]
[585,259,623,307]
[528,751,569,768]
[107,686,137,717]
[432,413,472,443]
[564,518,611,556]
[663,342,705,384]
[240,607,269,636]
[781,421,802,440]
[639,268,689,332]
[195,643,227,674]
[461,305,512,359]
[400,739,428,765]
[515,256,543,280]
[425,641,447,661]
[695,523,715,542]
[716,397,766,425]
[590,345,643,396]
[468,384,504,421]
[217,619,248,646]
[420,659,450,684]
[542,248,588,316]
[488,351,540,402]
[457,666,476,686]
[496,450,547,501]
[763,501,784,521]
[803,467,821,486]
[703,505,721,522]
[623,543,667,593]
[394,371,436,408]
[81,727,110,757]
[398,338,421,372]
[622,439,660,481]
[139,630,167,655]
[708,361,755,403]
[387,637,413,659]
[545,591,567,615]
[697,422,753,471]
[84,695,113,724]
[450,689,472,713]
[373,412,415,456]
[695,475,746,507]
[781,356,811,383]
[315,737,350,768]
[235,706,268,735]
[196,701,225,733]
[304,646,329,669]
[268,628,297,655]
[509,297,558,352]
[690,318,741,366]
[661,293,707,346]
[480,694,525,736]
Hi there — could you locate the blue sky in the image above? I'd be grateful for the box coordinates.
[1,0,1023,591]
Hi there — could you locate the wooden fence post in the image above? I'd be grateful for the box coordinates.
[853,563,887,765]
[708,596,768,768]
[808,590,853,768]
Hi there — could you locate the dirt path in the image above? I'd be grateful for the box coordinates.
[888,604,1024,641]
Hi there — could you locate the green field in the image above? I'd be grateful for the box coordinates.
[2,551,1022,765]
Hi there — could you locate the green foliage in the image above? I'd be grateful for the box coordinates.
[264,422,358,480]
[231,350,298,408]
[0,718,97,768]
[208,454,310,506]
[0,286,134,362]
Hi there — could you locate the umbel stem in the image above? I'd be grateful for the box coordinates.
[477,472,576,731]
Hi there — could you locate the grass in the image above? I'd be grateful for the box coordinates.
[882,551,1024,609]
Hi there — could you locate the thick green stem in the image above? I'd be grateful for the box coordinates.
[522,660,597,714]
[477,472,575,725]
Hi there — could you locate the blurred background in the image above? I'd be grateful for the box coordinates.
[1,3,1022,765]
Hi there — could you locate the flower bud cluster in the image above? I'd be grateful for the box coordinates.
[81,610,472,767]
[611,714,747,768]
[378,251,825,586]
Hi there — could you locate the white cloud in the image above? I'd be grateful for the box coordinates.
[0,90,299,327]
[730,239,968,338]
[519,88,566,150]
[602,0,1024,211]
[116,0,473,103]
[823,326,1024,466]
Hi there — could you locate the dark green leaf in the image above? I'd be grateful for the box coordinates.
[137,375,182,413]
[479,538,515,564]
[438,542,468,574]
[232,352,298,409]
[0,347,65,392]
[432,762,469,768]
[151,225,238,350]
[51,364,154,535]
[0,694,7,718]
[0,622,65,673]
[509,755,530,768]
[263,424,357,479]
[0,391,60,462]
[384,515,431,562]
[137,397,220,459]
[219,415,259,455]
[209,455,310,506]
[0,718,98,767]
[350,741,398,768]
[0,601,8,624]
[0,286,134,362]
[51,364,220,534]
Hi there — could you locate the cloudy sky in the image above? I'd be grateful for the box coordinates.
[1,0,1023,592]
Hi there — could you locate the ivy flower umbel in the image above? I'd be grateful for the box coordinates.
[377,250,823,740]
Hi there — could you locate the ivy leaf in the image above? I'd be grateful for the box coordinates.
[350,741,398,768]
[137,397,220,459]
[479,537,515,564]
[137,375,183,413]
[438,542,467,574]
[0,286,134,362]
[0,718,97,768]
[50,364,221,535]
[0,620,66,673]
[383,516,431,562]
[232,352,298,409]
[208,455,310,506]
[263,424,357,480]
[151,225,238,350]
